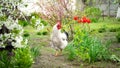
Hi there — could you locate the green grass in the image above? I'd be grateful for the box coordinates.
[89,17,120,30]
[90,22,120,30]
[24,26,35,33]
[24,26,49,38]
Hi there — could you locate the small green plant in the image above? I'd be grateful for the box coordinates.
[110,55,120,62]
[0,51,12,68]
[90,29,98,34]
[116,32,120,42]
[18,20,29,27]
[23,33,30,37]
[42,31,48,35]
[109,28,117,32]
[64,25,112,62]
[36,31,48,36]
[30,46,41,59]
[64,41,77,61]
[37,32,42,35]
[22,31,30,37]
[0,46,33,68]
[116,27,120,31]
[13,47,33,68]
[98,28,106,33]
[88,38,111,62]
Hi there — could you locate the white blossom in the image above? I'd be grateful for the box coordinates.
[4,33,11,38]
[32,16,35,19]
[36,23,44,31]
[35,19,41,26]
[25,39,28,44]
[12,36,24,48]
[35,19,44,31]
[0,18,25,48]
[0,0,28,48]
[19,29,24,35]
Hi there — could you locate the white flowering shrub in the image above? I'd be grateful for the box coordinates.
[0,18,26,48]
[30,13,48,31]
[0,0,34,68]
[0,0,28,49]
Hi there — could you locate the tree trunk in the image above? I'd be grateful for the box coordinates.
[108,0,111,17]
[116,7,120,18]
[116,3,120,18]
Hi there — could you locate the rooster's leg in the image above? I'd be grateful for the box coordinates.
[55,49,63,56]
[59,49,62,55]
[55,51,59,57]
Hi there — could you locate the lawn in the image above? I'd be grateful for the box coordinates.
[24,20,120,68]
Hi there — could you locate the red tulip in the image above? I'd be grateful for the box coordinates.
[77,19,82,23]
[73,16,79,20]
[81,16,87,23]
[82,16,87,19]
[73,16,91,24]
[86,18,91,23]
[81,18,86,23]
[81,16,91,24]
[83,19,87,23]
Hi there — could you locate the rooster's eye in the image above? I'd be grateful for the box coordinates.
[62,38,65,41]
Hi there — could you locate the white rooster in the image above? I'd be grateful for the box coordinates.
[50,20,68,56]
